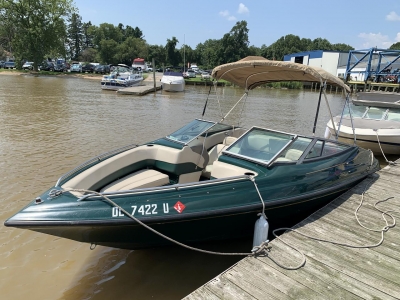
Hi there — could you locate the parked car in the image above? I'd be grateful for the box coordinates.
[54,63,67,72]
[82,63,96,73]
[201,71,211,80]
[0,61,4,68]
[70,63,82,72]
[156,68,163,72]
[94,64,110,74]
[187,69,196,78]
[39,61,54,71]
[4,61,15,69]
[147,67,153,72]
[22,61,34,70]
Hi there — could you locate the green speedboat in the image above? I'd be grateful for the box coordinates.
[5,57,379,250]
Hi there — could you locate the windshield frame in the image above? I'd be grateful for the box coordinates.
[223,126,297,167]
[165,119,233,145]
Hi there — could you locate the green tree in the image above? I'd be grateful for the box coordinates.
[196,39,222,69]
[0,0,74,70]
[82,21,96,49]
[389,42,400,50]
[67,12,83,60]
[98,39,118,64]
[220,20,249,63]
[79,47,97,62]
[115,37,147,65]
[148,44,166,67]
[93,23,123,46]
[165,37,180,66]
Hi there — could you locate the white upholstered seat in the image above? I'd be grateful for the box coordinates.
[101,169,169,192]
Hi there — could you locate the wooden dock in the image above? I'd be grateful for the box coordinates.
[184,159,400,299]
[117,82,162,95]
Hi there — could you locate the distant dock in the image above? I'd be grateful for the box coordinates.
[117,82,162,95]
[185,159,400,299]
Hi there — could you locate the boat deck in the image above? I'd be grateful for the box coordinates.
[184,159,400,299]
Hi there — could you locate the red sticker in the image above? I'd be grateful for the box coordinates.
[174,201,186,213]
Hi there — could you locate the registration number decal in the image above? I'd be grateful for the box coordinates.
[111,203,172,217]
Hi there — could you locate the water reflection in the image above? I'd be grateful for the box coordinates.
[0,74,392,300]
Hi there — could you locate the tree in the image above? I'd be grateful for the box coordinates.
[196,39,222,69]
[67,13,83,60]
[79,48,97,62]
[0,0,75,70]
[115,37,147,65]
[389,42,400,50]
[98,39,118,64]
[82,21,96,49]
[93,23,123,46]
[220,20,249,63]
[148,44,166,67]
[165,37,180,66]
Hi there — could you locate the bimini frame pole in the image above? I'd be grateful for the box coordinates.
[312,80,324,136]
[335,93,356,144]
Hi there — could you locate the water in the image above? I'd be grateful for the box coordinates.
[0,74,381,299]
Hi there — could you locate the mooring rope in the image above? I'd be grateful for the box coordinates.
[269,185,396,269]
[62,188,267,257]
[374,129,396,165]
[50,177,396,272]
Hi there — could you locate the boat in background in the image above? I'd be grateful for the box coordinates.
[132,58,148,72]
[4,57,379,250]
[326,91,400,155]
[161,71,185,92]
[101,64,143,91]
[353,91,400,108]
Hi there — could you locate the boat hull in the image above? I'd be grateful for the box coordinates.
[161,74,185,92]
[326,122,400,155]
[5,176,368,250]
[101,79,142,91]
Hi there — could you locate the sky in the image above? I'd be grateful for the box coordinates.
[74,0,400,50]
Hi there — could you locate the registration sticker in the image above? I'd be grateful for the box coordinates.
[174,201,185,213]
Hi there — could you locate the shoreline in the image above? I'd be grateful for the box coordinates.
[0,70,159,82]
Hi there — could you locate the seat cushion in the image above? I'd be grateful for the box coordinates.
[101,169,169,192]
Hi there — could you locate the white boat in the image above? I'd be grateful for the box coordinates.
[161,71,185,92]
[326,91,400,155]
[132,58,148,72]
[101,64,143,90]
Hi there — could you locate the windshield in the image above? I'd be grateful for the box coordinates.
[386,108,400,121]
[166,119,232,144]
[112,66,130,73]
[225,127,295,163]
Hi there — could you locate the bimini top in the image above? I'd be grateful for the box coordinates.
[211,56,351,93]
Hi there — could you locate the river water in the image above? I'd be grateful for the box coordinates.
[0,74,386,299]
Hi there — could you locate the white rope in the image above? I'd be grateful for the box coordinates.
[64,188,266,257]
[54,179,395,271]
[374,129,396,165]
[270,187,396,269]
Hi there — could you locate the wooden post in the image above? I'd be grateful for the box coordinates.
[152,58,156,93]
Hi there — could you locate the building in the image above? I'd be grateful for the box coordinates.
[284,50,348,79]
[284,48,400,83]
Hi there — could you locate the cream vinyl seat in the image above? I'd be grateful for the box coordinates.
[202,136,237,178]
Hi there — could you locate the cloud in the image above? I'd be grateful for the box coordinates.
[386,11,400,21]
[219,10,230,17]
[358,32,393,48]
[219,9,237,21]
[396,33,400,42]
[238,3,249,14]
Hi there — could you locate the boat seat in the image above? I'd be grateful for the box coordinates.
[101,169,169,193]
[202,137,237,178]
[275,149,304,162]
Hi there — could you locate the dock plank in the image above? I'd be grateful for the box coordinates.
[258,242,392,300]
[117,82,162,95]
[184,159,400,299]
